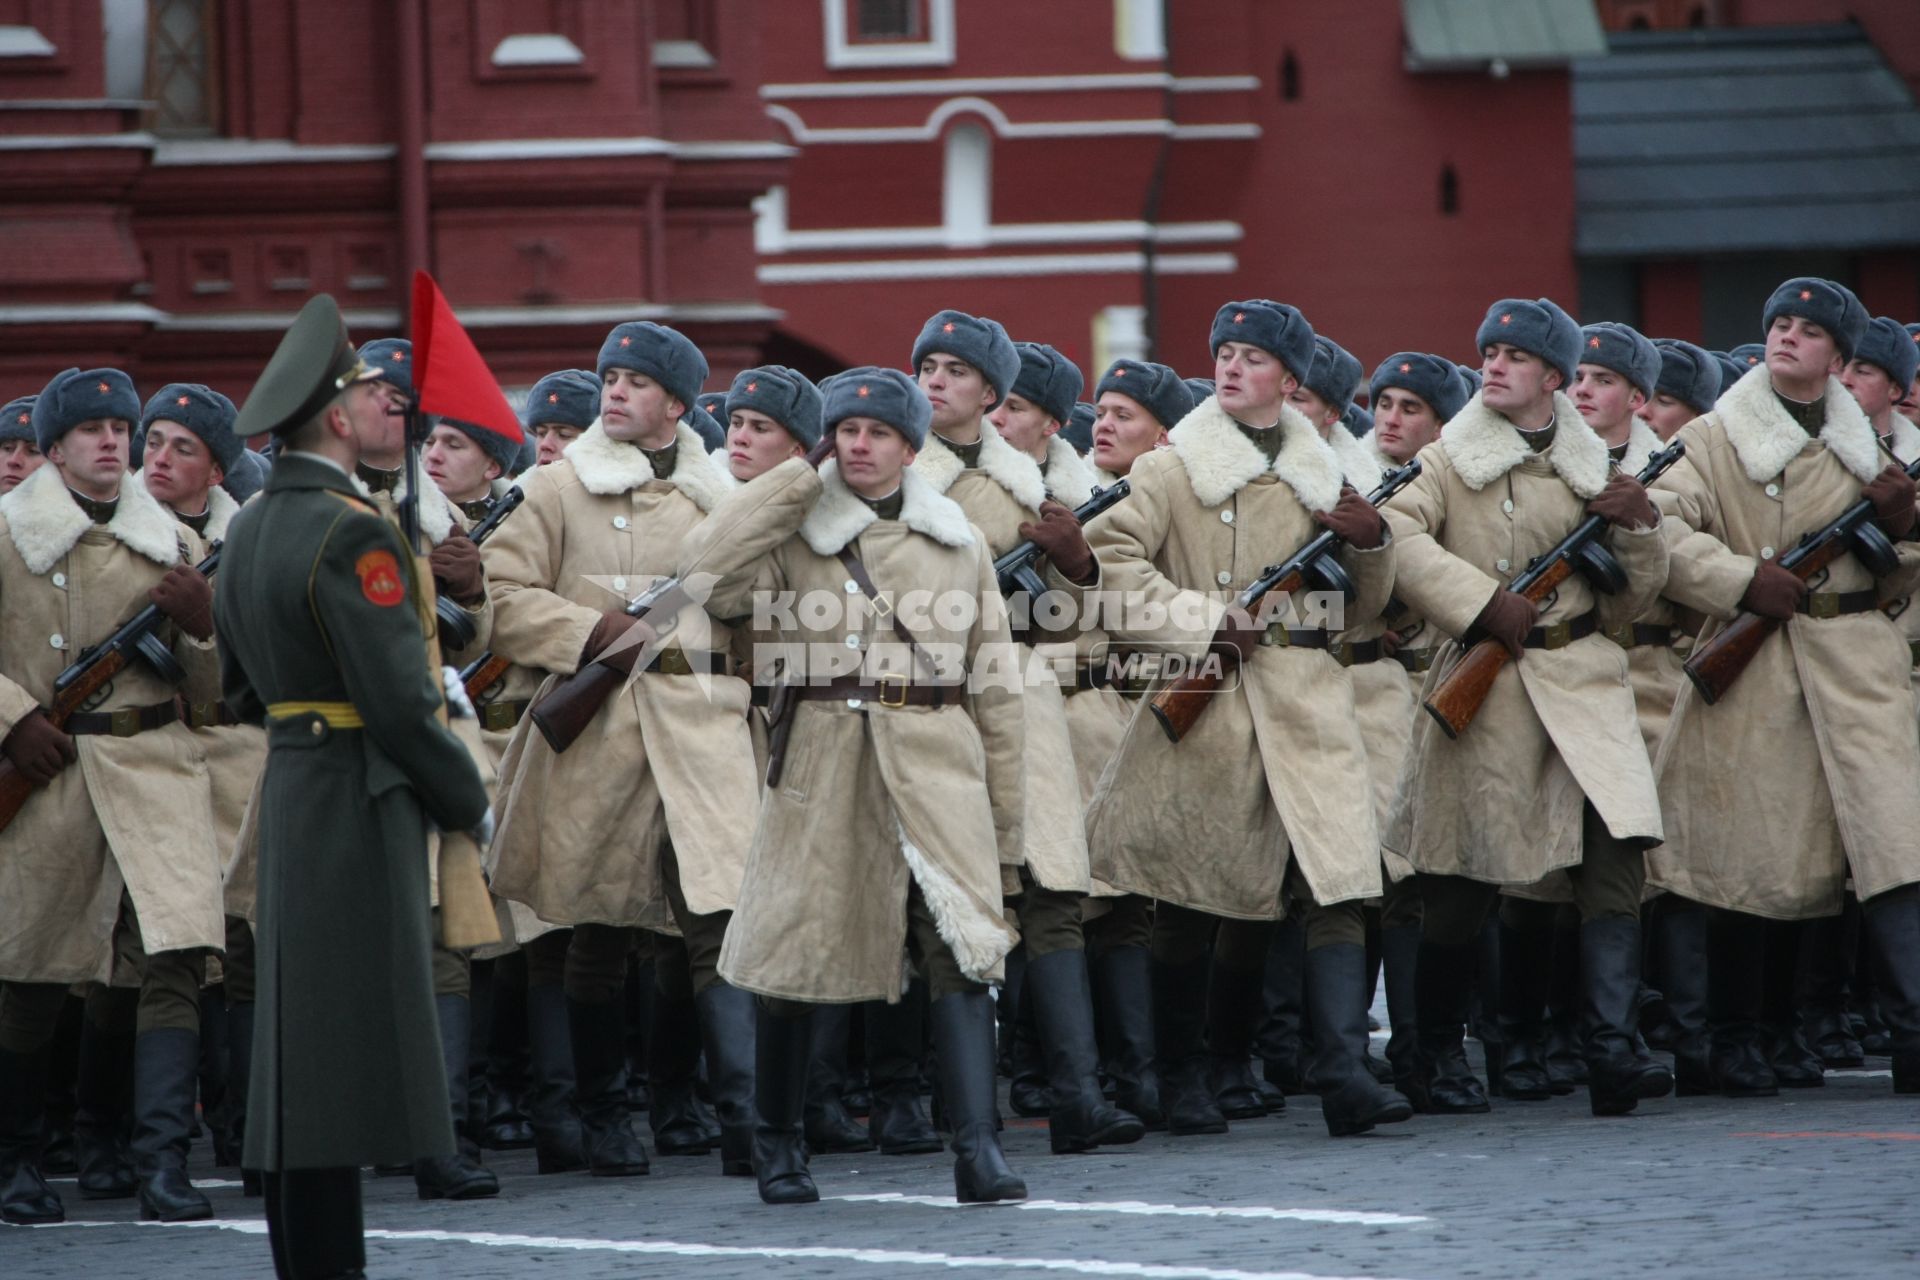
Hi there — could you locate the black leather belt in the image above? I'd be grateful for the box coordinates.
[67,700,179,737]
[1604,623,1675,649]
[1060,662,1116,697]
[1331,639,1386,666]
[642,646,732,676]
[1257,626,1333,650]
[793,675,962,708]
[480,699,530,732]
[185,700,239,729]
[1798,589,1878,618]
[1395,647,1435,674]
[1521,612,1598,650]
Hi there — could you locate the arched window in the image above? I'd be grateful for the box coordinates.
[943,122,991,247]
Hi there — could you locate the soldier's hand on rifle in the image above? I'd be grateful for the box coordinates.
[1586,472,1658,530]
[1209,607,1264,666]
[1741,561,1807,621]
[805,435,837,469]
[582,609,658,673]
[1313,486,1386,549]
[1017,499,1096,584]
[1864,463,1917,539]
[149,564,215,641]
[429,532,487,606]
[1473,588,1539,660]
[3,710,77,785]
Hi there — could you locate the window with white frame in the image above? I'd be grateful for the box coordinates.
[823,0,953,69]
[942,122,990,247]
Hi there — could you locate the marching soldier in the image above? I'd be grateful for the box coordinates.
[1,394,45,494]
[529,370,601,467]
[679,368,1029,1205]
[1085,300,1410,1138]
[1060,401,1096,458]
[425,416,522,523]
[1843,316,1920,452]
[1642,341,1722,442]
[1089,362,1192,491]
[1650,279,1920,1099]
[1572,324,1661,463]
[483,322,762,1179]
[1383,297,1674,1118]
[721,366,815,483]
[213,294,491,1278]
[992,342,1100,508]
[0,368,225,1226]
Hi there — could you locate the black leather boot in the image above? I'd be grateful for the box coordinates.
[1409,937,1490,1114]
[1802,901,1864,1067]
[74,999,136,1200]
[1496,918,1555,1101]
[696,983,758,1176]
[1863,891,1920,1094]
[414,996,499,1200]
[525,983,586,1174]
[479,959,535,1151]
[1090,945,1164,1129]
[36,997,80,1177]
[930,992,1026,1203]
[263,1167,363,1280]
[1654,904,1712,1096]
[753,1002,818,1204]
[197,987,229,1158]
[567,996,650,1175]
[1472,917,1505,1097]
[0,1043,63,1225]
[1207,959,1271,1119]
[1379,922,1421,1100]
[221,1001,254,1174]
[1255,918,1308,1096]
[1543,917,1585,1093]
[1762,921,1823,1088]
[866,989,941,1154]
[1707,908,1778,1097]
[1026,948,1145,1154]
[1307,943,1413,1137]
[1580,918,1673,1116]
[131,1028,213,1221]
[1007,992,1052,1119]
[804,1004,873,1153]
[1153,954,1228,1134]
[649,984,717,1156]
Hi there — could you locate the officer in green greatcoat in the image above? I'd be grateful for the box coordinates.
[214,294,490,1280]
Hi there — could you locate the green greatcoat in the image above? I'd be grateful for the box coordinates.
[213,451,489,1171]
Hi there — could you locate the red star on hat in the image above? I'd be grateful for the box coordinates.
[857,385,870,398]
[1399,362,1412,373]
[14,413,26,425]
[1588,337,1602,349]
[547,392,559,404]
[942,322,955,333]
[391,350,406,362]
[1799,289,1812,300]
[1233,312,1246,323]
[176,394,190,406]
[97,381,110,394]
[619,336,632,347]
[1113,367,1127,377]
[746,381,758,392]
[1500,314,1513,325]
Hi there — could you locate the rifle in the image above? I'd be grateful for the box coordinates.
[446,487,528,701]
[527,576,690,753]
[993,480,1130,599]
[428,464,525,652]
[1149,461,1421,743]
[1422,441,1685,739]
[0,544,222,834]
[1683,454,1920,705]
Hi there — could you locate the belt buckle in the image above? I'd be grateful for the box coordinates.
[1332,642,1355,666]
[656,646,693,676]
[1262,624,1289,648]
[1605,622,1634,649]
[482,702,518,732]
[877,673,909,708]
[1809,593,1839,619]
[110,707,140,737]
[1542,621,1572,649]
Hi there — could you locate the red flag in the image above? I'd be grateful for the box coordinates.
[408,270,524,443]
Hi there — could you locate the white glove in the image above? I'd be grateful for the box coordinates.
[471,805,496,852]
[442,664,477,720]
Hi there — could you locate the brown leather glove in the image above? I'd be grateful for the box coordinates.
[1209,607,1264,666]
[149,565,214,641]
[1741,561,1807,621]
[581,609,657,673]
[1863,463,1917,539]
[1313,486,1386,550]
[1016,499,1096,584]
[1586,472,1659,530]
[1473,588,1540,660]
[805,435,837,469]
[3,710,77,786]
[429,532,487,606]
[1379,628,1405,658]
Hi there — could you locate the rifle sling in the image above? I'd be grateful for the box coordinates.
[835,547,938,680]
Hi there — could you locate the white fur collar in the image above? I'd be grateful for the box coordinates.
[1325,422,1384,493]
[1715,364,1883,485]
[1091,464,1125,491]
[911,420,1047,511]
[1885,413,1920,467]
[799,460,975,556]
[564,419,729,513]
[1167,395,1342,512]
[706,449,742,491]
[351,464,455,544]
[0,462,182,575]
[1439,390,1610,497]
[1360,428,1389,471]
[1619,416,1664,477]
[128,469,241,541]
[1042,435,1096,509]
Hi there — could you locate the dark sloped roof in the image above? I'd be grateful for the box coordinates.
[1573,24,1920,258]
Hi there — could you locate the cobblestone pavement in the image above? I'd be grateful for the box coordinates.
[8,1048,1918,1280]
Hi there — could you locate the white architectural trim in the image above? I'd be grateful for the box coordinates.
[135,302,781,332]
[1169,123,1263,140]
[0,24,56,57]
[491,34,585,67]
[452,302,783,327]
[760,72,1258,99]
[0,303,168,325]
[152,138,396,165]
[653,40,716,68]
[942,123,991,248]
[759,251,1235,284]
[767,99,1175,145]
[0,132,157,151]
[760,219,1243,254]
[822,0,955,70]
[421,137,793,161]
[1115,0,1166,61]
[0,98,153,111]
[153,309,403,332]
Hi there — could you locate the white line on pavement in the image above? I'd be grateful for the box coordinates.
[15,1217,1416,1280]
[829,1193,1429,1225]
[46,1177,242,1189]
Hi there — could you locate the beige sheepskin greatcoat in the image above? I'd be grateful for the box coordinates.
[914,422,1089,894]
[1880,414,1920,725]
[678,457,1024,1002]
[0,464,224,983]
[483,420,760,930]
[1382,392,1669,887]
[1082,397,1396,919]
[1649,366,1920,918]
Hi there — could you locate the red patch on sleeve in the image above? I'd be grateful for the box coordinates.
[355,550,406,607]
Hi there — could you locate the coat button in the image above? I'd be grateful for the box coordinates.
[844,580,860,594]
[310,720,324,737]
[1216,570,1233,585]
[51,572,66,588]
[1221,511,1234,524]
[49,633,63,649]
[612,577,628,593]
[843,634,861,649]
[1765,483,1780,498]
[1496,559,1510,573]
[613,516,630,530]
[1502,499,1514,514]
[1761,546,1775,559]
[847,698,864,710]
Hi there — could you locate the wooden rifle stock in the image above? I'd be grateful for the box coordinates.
[1420,560,1572,740]
[527,577,689,753]
[460,652,512,705]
